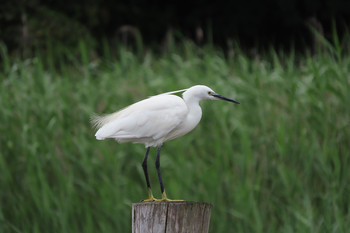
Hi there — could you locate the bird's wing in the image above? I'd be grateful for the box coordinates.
[95,95,188,142]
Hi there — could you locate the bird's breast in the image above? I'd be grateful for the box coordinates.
[164,104,202,142]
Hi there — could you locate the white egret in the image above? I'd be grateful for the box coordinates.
[92,85,239,201]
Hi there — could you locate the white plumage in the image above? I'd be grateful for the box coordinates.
[92,84,239,201]
[94,94,189,147]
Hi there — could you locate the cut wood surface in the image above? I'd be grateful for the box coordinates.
[132,201,213,233]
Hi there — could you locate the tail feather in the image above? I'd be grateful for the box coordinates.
[91,111,121,129]
[90,113,104,129]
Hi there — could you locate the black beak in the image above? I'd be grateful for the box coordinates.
[213,93,240,104]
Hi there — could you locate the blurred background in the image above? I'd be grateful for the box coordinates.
[2,0,350,54]
[1,1,350,233]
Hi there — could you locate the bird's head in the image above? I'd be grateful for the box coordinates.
[183,85,240,104]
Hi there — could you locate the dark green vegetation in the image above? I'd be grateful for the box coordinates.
[2,1,350,54]
[0,40,349,233]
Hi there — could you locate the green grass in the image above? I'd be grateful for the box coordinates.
[0,40,349,233]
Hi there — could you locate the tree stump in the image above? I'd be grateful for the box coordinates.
[132,201,213,233]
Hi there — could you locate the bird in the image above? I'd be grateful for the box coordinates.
[92,85,240,202]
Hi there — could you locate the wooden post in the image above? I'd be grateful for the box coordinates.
[132,201,212,233]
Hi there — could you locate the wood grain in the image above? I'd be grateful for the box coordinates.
[132,201,212,233]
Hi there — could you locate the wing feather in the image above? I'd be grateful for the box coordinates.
[94,95,188,146]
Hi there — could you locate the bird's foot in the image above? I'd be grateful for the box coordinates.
[155,190,184,202]
[141,188,159,202]
[142,197,159,202]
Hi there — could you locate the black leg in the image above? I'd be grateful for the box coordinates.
[155,145,165,194]
[142,147,151,189]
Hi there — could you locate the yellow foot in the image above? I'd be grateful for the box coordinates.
[141,188,159,202]
[155,190,184,202]
[142,197,159,202]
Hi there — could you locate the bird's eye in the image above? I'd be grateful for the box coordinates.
[208,91,212,95]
